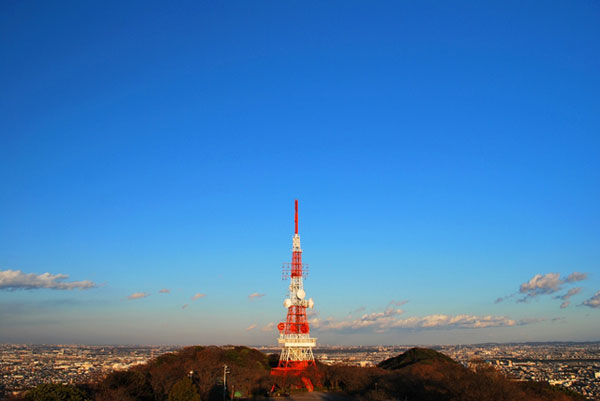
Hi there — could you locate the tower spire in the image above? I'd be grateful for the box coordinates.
[295,199,298,235]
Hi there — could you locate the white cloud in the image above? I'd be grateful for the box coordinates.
[0,269,96,291]
[516,317,547,325]
[582,291,600,308]
[159,288,170,294]
[556,287,582,300]
[246,324,257,331]
[262,322,275,332]
[565,272,587,283]
[127,292,149,300]
[388,300,409,307]
[504,272,589,304]
[519,273,563,297]
[351,306,366,314]
[248,292,265,300]
[554,287,582,309]
[191,293,205,300]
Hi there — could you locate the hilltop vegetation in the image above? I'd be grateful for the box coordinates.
[11,346,586,401]
[377,347,457,370]
[365,348,585,401]
[95,346,275,400]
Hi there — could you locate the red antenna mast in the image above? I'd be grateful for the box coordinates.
[271,200,317,390]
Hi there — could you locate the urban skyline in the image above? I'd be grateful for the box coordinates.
[1,1,599,346]
[2,342,600,399]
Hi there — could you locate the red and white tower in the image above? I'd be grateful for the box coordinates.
[272,200,316,374]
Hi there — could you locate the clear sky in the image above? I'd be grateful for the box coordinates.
[1,1,599,346]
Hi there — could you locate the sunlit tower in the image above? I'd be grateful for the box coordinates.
[272,200,316,376]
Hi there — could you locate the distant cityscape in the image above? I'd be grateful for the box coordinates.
[1,342,599,400]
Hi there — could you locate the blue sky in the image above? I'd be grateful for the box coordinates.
[1,1,599,345]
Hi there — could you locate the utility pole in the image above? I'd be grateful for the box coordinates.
[223,364,231,401]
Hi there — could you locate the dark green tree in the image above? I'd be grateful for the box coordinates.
[167,377,201,401]
[99,370,153,401]
[25,383,89,401]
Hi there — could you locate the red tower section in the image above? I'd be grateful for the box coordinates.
[272,200,316,378]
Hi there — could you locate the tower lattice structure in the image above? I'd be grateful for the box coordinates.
[272,200,316,374]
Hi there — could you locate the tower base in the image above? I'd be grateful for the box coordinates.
[271,364,316,392]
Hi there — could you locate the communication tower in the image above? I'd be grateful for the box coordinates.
[272,200,316,376]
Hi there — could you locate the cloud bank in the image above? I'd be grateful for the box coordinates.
[309,307,533,334]
[0,269,96,291]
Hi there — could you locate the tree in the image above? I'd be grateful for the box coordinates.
[25,383,89,401]
[167,377,201,401]
[99,370,153,401]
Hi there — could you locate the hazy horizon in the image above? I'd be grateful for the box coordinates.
[5,340,600,348]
